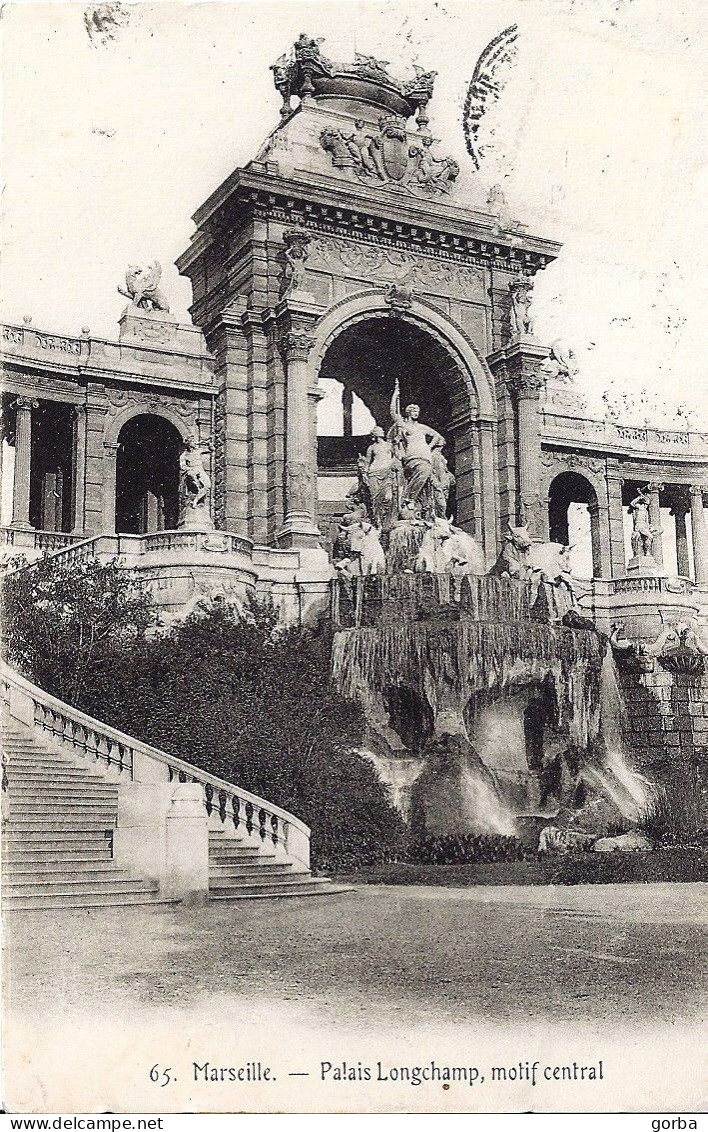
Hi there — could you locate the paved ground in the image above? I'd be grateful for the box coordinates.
[3,882,707,1112]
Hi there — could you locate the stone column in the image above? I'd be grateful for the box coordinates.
[646,481,664,569]
[277,330,320,549]
[71,405,87,534]
[510,372,544,535]
[671,489,691,577]
[102,441,119,533]
[11,397,37,529]
[690,485,708,583]
[342,385,353,438]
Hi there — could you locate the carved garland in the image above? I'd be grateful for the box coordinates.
[104,387,198,420]
[306,235,486,295]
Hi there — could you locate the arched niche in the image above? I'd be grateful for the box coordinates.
[114,413,183,533]
[308,290,498,558]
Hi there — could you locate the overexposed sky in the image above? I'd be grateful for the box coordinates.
[2,0,707,423]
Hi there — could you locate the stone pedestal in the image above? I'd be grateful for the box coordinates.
[179,502,214,531]
[627,553,657,575]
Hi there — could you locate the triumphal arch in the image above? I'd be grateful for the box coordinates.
[2,32,708,633]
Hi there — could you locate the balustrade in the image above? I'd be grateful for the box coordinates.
[3,661,306,864]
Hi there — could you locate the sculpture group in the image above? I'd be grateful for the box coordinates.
[332,381,577,606]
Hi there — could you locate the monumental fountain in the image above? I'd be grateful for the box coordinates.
[329,380,656,845]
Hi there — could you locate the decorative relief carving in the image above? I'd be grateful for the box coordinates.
[320,117,459,198]
[507,371,544,399]
[384,281,414,316]
[104,387,197,419]
[280,332,315,360]
[540,451,605,475]
[307,237,484,296]
[2,324,82,355]
[213,386,227,529]
[280,228,312,297]
[286,461,314,512]
[509,277,533,336]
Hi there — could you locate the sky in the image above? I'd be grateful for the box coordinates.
[1,0,707,425]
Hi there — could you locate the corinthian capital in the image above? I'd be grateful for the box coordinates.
[281,332,315,361]
[507,371,544,400]
[690,485,706,499]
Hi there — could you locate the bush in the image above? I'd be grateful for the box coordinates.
[412,832,529,865]
[3,561,407,873]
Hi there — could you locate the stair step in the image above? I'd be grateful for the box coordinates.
[7,806,118,818]
[209,862,294,876]
[2,831,113,846]
[209,875,331,896]
[2,849,114,863]
[5,820,116,832]
[3,865,131,881]
[211,883,351,901]
[209,871,302,888]
[4,878,158,896]
[2,893,177,911]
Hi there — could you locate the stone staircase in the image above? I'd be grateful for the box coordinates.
[2,717,349,909]
[208,829,341,901]
[1,723,172,911]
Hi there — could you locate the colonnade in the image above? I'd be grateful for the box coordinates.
[2,396,87,533]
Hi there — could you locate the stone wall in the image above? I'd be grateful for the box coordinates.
[618,661,708,833]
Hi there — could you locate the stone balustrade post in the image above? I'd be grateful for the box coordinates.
[11,397,38,529]
[690,485,708,583]
[646,481,664,569]
[163,784,209,904]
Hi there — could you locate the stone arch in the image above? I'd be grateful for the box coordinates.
[104,403,194,449]
[309,288,495,419]
[113,413,183,534]
[102,407,191,534]
[308,289,498,559]
[545,466,604,579]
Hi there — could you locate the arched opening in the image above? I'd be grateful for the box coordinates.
[548,471,600,579]
[115,414,181,534]
[316,316,461,537]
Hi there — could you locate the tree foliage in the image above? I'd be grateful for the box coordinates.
[1,555,156,704]
[2,558,406,871]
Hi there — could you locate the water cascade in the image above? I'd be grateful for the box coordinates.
[331,572,619,838]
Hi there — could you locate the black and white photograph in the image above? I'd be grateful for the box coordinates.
[0,0,706,1116]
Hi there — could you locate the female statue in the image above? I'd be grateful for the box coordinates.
[389,378,444,518]
[362,426,402,531]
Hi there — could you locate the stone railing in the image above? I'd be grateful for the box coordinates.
[32,529,256,568]
[608,576,700,596]
[0,526,81,555]
[542,412,708,458]
[1,661,311,873]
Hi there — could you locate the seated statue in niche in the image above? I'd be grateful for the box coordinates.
[179,434,213,529]
[388,378,446,520]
